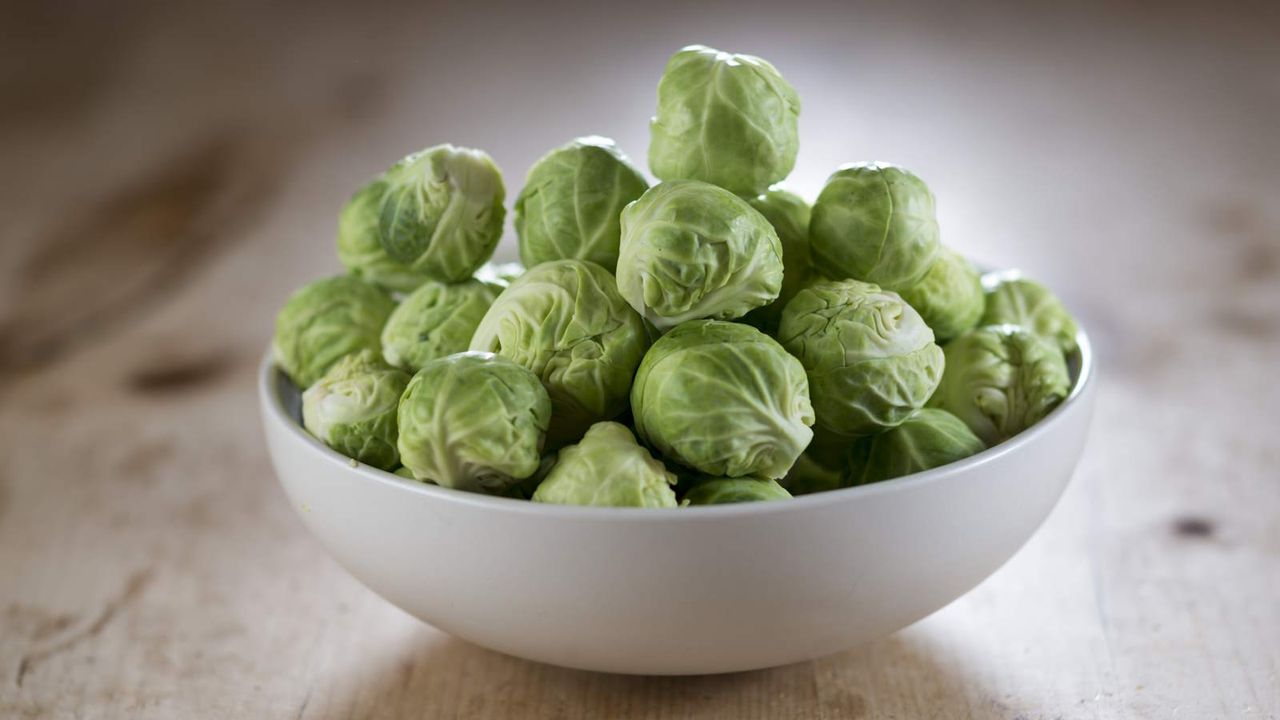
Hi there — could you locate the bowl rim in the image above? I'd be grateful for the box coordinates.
[260,327,1093,521]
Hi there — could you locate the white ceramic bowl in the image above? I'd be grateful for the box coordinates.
[259,331,1094,675]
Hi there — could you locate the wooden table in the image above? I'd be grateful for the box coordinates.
[2,2,1277,717]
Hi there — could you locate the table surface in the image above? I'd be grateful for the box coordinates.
[2,1,1278,718]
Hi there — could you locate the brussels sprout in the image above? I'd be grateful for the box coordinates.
[273,275,396,388]
[473,261,525,288]
[301,350,409,470]
[929,325,1070,445]
[809,163,940,291]
[470,259,650,446]
[649,45,800,196]
[779,428,851,495]
[899,248,984,343]
[741,188,813,334]
[515,137,649,273]
[531,422,677,507]
[380,279,501,373]
[336,180,431,293]
[377,144,506,282]
[335,178,430,292]
[980,272,1079,354]
[631,320,813,479]
[779,279,944,437]
[846,408,985,485]
[617,180,783,331]
[397,352,552,494]
[780,451,847,496]
[681,477,792,505]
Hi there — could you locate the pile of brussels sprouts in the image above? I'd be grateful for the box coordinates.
[274,45,1079,508]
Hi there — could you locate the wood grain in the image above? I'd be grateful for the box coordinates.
[1,1,1277,718]
[0,131,289,378]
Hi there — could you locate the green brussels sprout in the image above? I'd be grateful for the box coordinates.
[380,279,501,372]
[780,451,847,496]
[631,320,813,479]
[397,352,552,494]
[779,279,944,437]
[980,272,1079,354]
[273,275,396,388]
[515,137,649,272]
[681,477,792,506]
[531,422,677,507]
[899,248,984,343]
[649,45,800,196]
[301,350,410,470]
[809,163,940,291]
[473,261,525,288]
[336,180,430,293]
[617,180,783,331]
[469,259,650,446]
[741,188,813,334]
[377,144,506,282]
[779,428,852,495]
[846,408,985,485]
[928,325,1071,445]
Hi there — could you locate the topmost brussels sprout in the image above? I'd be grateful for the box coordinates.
[378,144,506,282]
[273,275,396,388]
[980,271,1079,354]
[617,180,784,331]
[336,179,430,293]
[515,137,648,273]
[809,163,940,292]
[649,45,800,196]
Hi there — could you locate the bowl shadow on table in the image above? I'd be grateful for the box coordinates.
[339,629,1016,719]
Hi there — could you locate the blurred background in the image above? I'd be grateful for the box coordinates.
[2,0,1278,377]
[1,1,1277,717]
